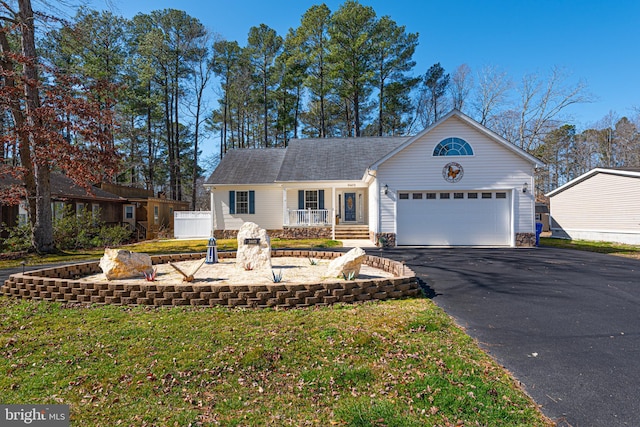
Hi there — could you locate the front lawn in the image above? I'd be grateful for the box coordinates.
[0,298,552,426]
[540,237,640,259]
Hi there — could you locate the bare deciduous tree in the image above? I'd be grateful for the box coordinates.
[473,65,511,126]
[449,63,473,112]
[515,66,591,152]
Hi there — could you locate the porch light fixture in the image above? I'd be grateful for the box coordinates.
[383,184,388,195]
[522,182,528,193]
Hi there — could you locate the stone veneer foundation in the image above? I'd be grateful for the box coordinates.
[216,230,536,247]
[1,250,420,309]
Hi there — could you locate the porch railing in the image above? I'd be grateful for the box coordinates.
[285,209,333,227]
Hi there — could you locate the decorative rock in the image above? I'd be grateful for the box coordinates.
[99,248,153,280]
[326,247,366,278]
[236,222,271,271]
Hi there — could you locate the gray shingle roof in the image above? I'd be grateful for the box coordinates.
[0,172,124,201]
[49,173,124,201]
[277,136,410,181]
[205,137,410,185]
[205,148,287,185]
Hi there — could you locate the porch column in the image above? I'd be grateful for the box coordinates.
[282,187,287,226]
[210,189,215,237]
[332,186,336,240]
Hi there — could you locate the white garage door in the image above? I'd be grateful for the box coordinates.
[397,191,511,246]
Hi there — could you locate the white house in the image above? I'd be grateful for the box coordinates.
[204,110,543,247]
[546,168,640,245]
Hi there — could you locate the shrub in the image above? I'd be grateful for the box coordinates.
[53,206,130,250]
[53,206,96,249]
[0,221,32,252]
[95,224,131,247]
[1,206,132,252]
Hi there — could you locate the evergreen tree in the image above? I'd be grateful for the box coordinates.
[371,15,418,136]
[328,0,377,137]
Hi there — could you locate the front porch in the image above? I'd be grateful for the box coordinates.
[283,207,371,240]
[283,186,368,224]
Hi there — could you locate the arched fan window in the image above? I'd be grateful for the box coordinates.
[433,137,474,156]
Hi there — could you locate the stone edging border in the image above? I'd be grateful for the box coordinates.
[1,250,421,309]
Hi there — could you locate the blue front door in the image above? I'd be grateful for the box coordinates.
[344,192,356,222]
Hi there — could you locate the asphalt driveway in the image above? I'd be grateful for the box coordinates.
[375,246,640,427]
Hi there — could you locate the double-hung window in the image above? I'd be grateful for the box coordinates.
[305,191,318,210]
[229,190,255,214]
[297,190,325,210]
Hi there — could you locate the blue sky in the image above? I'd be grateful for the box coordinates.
[82,0,638,128]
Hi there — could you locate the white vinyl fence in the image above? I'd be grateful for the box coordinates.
[173,211,211,239]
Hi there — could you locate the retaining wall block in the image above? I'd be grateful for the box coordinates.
[350,287,363,296]
[200,291,216,299]
[285,297,300,306]
[228,298,245,307]
[219,291,235,300]
[130,290,146,299]
[256,291,274,300]
[182,291,200,300]
[395,283,412,292]
[341,295,355,303]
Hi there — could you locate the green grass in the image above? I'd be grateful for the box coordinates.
[0,298,552,426]
[540,236,640,259]
[0,238,342,269]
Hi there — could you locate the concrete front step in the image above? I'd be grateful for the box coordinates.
[334,225,370,240]
[335,234,370,240]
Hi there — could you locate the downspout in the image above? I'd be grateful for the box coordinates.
[511,188,516,247]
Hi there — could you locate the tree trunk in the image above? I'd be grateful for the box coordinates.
[146,81,154,190]
[0,28,36,222]
[18,0,54,253]
[378,70,384,136]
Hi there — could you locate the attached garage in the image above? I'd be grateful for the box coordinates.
[370,110,542,247]
[396,190,512,246]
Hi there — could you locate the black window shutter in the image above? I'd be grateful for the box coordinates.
[319,190,325,209]
[229,191,235,214]
[298,190,304,209]
[249,191,255,214]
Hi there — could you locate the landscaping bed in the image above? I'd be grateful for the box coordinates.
[2,250,420,308]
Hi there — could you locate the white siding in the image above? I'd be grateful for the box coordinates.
[550,173,640,243]
[377,116,536,236]
[212,185,283,231]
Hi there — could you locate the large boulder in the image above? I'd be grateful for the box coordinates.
[236,222,271,271]
[326,247,366,278]
[99,248,153,280]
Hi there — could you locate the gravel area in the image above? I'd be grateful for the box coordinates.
[80,257,394,286]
